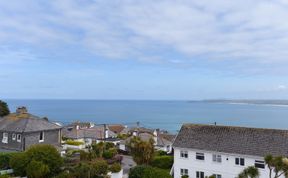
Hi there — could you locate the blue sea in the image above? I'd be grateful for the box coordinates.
[5,100,288,133]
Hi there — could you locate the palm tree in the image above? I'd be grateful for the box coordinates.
[238,166,259,178]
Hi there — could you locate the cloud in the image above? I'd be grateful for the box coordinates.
[1,0,288,73]
[276,85,287,91]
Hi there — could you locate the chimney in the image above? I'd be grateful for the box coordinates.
[153,129,159,145]
[16,107,28,114]
[104,124,109,139]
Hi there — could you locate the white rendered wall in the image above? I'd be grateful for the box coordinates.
[173,147,284,178]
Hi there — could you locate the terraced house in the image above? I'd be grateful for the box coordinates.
[0,107,62,152]
[172,124,288,178]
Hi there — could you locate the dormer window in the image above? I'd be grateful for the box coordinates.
[39,131,44,142]
[12,133,16,141]
[17,134,21,142]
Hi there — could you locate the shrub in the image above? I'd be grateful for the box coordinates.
[155,150,167,156]
[90,159,109,176]
[10,144,63,177]
[0,153,15,170]
[25,144,63,176]
[73,163,91,178]
[181,175,189,178]
[105,142,115,150]
[54,171,73,178]
[79,150,90,161]
[9,152,29,176]
[109,163,122,173]
[103,151,113,159]
[150,156,173,169]
[129,165,172,178]
[65,140,84,146]
[26,160,50,178]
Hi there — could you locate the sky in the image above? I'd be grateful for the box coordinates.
[1,0,288,100]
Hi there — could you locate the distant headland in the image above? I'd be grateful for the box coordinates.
[198,99,288,106]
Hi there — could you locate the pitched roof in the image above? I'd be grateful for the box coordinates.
[62,125,116,139]
[173,124,288,157]
[108,124,126,134]
[0,112,61,133]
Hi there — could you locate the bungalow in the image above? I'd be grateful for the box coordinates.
[0,107,61,152]
[119,129,175,153]
[62,122,118,148]
[172,124,288,178]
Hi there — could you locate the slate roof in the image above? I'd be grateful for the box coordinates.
[62,125,116,139]
[122,132,173,147]
[0,112,61,133]
[173,124,288,157]
[108,124,126,134]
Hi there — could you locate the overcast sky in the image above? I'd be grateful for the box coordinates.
[1,0,288,100]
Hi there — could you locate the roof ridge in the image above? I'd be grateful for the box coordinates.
[183,123,288,132]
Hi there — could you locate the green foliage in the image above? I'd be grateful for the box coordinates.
[54,171,73,178]
[238,166,259,178]
[0,175,11,178]
[74,162,91,178]
[9,152,29,176]
[117,134,128,139]
[182,176,189,178]
[73,160,108,178]
[0,153,16,170]
[129,165,172,178]
[10,145,63,177]
[0,100,10,117]
[90,159,109,176]
[25,144,63,176]
[150,156,173,169]
[105,142,115,150]
[265,154,288,178]
[65,140,84,146]
[79,150,90,161]
[155,150,167,156]
[128,136,155,165]
[26,160,50,178]
[109,163,122,173]
[103,151,113,159]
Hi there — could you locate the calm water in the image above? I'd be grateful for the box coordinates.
[5,100,288,133]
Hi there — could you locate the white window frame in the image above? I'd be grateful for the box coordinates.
[17,134,21,142]
[2,132,8,143]
[213,174,222,178]
[212,154,222,163]
[255,160,265,169]
[12,133,16,141]
[196,171,205,178]
[39,131,44,142]
[180,168,188,176]
[180,150,188,158]
[235,157,245,166]
[196,152,205,160]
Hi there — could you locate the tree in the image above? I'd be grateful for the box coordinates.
[128,136,155,165]
[265,154,288,178]
[26,160,50,178]
[238,166,259,178]
[0,100,10,117]
[90,159,109,176]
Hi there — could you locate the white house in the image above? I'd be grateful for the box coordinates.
[172,124,288,178]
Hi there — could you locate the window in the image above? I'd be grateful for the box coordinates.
[12,133,16,141]
[39,131,44,142]
[2,133,8,143]
[213,174,222,178]
[196,171,204,178]
[255,160,265,169]
[17,134,21,142]
[212,154,222,163]
[196,152,205,160]
[180,169,188,176]
[235,157,245,166]
[180,151,188,158]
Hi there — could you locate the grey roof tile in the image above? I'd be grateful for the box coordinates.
[173,124,288,157]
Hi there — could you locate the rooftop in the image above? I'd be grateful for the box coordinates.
[173,124,288,157]
[0,107,61,133]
